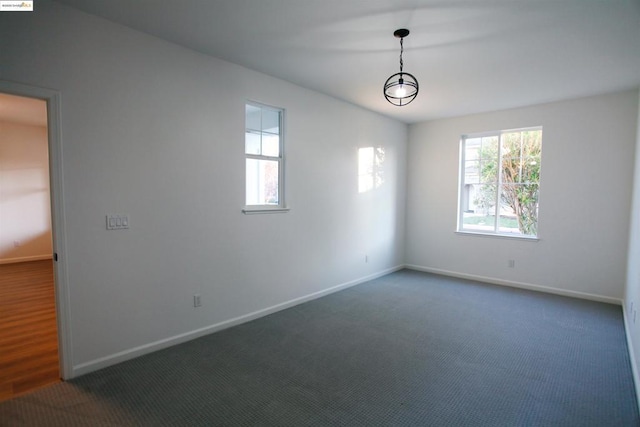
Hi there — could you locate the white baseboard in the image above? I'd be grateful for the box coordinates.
[622,300,640,413]
[72,264,405,377]
[0,254,52,264]
[404,264,622,306]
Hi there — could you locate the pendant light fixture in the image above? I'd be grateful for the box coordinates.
[384,28,419,106]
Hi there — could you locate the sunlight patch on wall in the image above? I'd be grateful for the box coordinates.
[358,146,385,193]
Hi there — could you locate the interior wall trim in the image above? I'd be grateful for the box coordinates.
[405,264,622,305]
[622,301,640,413]
[0,255,53,265]
[0,79,72,380]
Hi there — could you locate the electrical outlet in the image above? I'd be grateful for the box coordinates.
[193,294,201,308]
[508,259,515,268]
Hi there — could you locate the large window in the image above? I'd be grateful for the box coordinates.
[458,127,542,238]
[244,102,285,211]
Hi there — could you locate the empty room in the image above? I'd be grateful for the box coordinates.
[1,0,640,425]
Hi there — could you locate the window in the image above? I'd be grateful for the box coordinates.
[458,127,542,238]
[244,102,286,213]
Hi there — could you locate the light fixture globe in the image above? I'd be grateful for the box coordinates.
[384,28,419,107]
[384,71,419,106]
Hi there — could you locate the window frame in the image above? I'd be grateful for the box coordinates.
[457,126,542,240]
[242,101,289,214]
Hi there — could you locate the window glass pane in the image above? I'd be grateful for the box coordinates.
[521,157,540,183]
[461,183,496,231]
[245,131,261,155]
[481,136,499,158]
[261,133,280,157]
[498,214,520,234]
[479,157,498,184]
[476,136,498,184]
[521,130,542,184]
[246,158,279,205]
[262,109,280,134]
[497,184,519,234]
[462,212,495,232]
[464,138,481,160]
[472,183,496,215]
[501,157,521,183]
[502,132,521,156]
[246,104,261,131]
[464,160,480,184]
[522,130,542,156]
[498,183,539,236]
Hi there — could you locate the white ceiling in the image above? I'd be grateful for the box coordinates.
[54,0,640,124]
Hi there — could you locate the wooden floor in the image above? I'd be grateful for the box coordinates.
[0,260,60,401]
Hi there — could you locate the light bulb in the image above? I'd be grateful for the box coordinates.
[395,85,407,98]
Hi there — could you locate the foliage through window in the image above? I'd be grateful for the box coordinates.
[459,127,542,237]
[245,102,284,208]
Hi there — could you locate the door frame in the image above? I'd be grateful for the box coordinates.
[0,80,71,380]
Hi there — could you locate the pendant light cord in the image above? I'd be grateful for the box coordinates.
[399,37,404,73]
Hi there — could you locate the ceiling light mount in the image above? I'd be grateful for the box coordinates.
[384,28,419,107]
[393,28,410,39]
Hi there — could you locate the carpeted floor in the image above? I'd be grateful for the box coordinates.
[1,269,638,426]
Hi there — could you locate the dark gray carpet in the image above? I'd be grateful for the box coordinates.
[1,269,638,426]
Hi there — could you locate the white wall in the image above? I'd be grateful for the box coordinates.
[624,89,640,405]
[0,121,52,262]
[406,90,638,302]
[0,1,407,375]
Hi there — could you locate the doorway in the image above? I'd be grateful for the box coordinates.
[0,83,69,399]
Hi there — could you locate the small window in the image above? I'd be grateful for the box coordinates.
[244,102,286,212]
[458,127,542,238]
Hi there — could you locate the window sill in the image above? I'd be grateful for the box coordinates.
[242,207,290,215]
[455,230,539,241]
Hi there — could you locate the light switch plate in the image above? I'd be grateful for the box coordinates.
[106,214,129,230]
